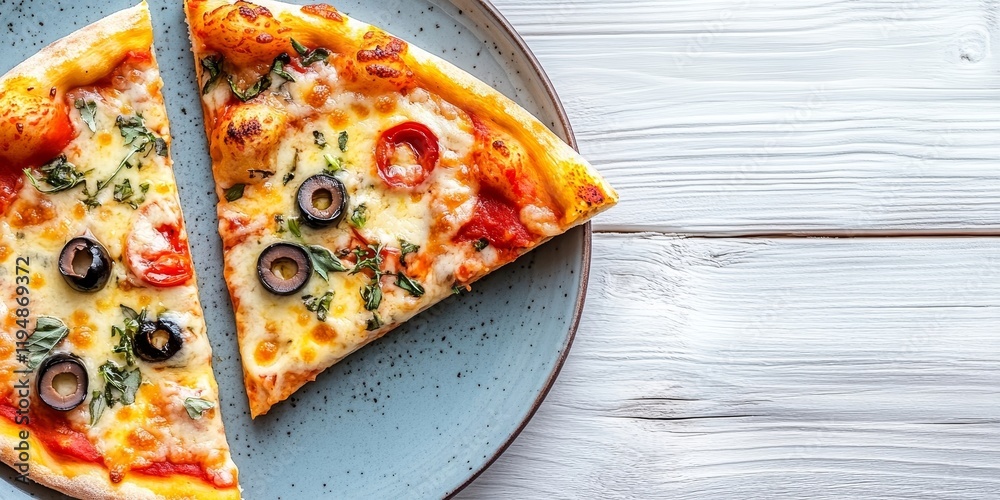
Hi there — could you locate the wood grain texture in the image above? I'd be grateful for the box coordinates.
[490,0,1000,235]
[460,234,1000,498]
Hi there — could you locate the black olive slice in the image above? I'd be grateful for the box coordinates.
[37,354,88,411]
[297,174,347,228]
[58,236,112,293]
[257,242,313,295]
[134,319,184,362]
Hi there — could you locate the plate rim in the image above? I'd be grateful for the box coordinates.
[446,0,592,497]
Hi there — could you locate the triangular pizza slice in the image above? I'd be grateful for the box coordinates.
[0,3,240,498]
[184,0,617,417]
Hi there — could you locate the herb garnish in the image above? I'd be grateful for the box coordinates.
[474,238,490,251]
[400,240,419,259]
[290,38,330,66]
[270,53,295,82]
[225,184,246,202]
[23,155,89,194]
[114,179,149,209]
[351,244,386,311]
[74,99,98,132]
[349,204,368,229]
[287,217,302,238]
[80,115,166,208]
[26,316,69,369]
[98,361,141,406]
[89,391,106,425]
[338,131,348,152]
[323,154,343,173]
[112,305,146,366]
[313,130,328,149]
[395,272,425,297]
[302,291,334,321]
[308,245,347,280]
[183,397,215,420]
[283,150,299,186]
[366,312,384,331]
[201,55,223,94]
[228,73,271,102]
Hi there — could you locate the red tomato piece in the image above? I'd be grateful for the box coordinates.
[458,190,533,250]
[375,121,440,189]
[125,204,194,288]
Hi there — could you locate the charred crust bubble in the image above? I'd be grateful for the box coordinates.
[301,4,344,22]
[226,117,263,147]
[578,184,605,206]
[357,37,408,63]
[37,354,89,411]
[237,4,272,21]
[367,65,402,79]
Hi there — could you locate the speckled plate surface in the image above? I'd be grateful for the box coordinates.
[0,0,589,498]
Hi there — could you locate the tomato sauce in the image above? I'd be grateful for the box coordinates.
[457,190,533,250]
[0,402,101,464]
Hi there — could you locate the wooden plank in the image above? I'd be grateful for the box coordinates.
[460,233,1000,498]
[491,0,1000,235]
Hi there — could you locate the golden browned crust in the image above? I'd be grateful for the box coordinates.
[185,0,617,417]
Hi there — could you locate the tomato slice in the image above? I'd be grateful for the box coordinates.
[375,121,440,189]
[125,204,194,288]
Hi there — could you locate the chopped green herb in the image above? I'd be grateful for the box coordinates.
[313,130,328,149]
[474,238,490,251]
[26,316,69,369]
[323,153,343,173]
[290,38,330,65]
[338,131,348,152]
[274,214,287,234]
[302,291,334,321]
[225,184,246,202]
[23,155,89,194]
[270,53,294,82]
[99,361,141,406]
[366,312,384,331]
[227,73,271,102]
[89,391,106,425]
[113,179,133,202]
[247,169,274,180]
[395,273,425,297]
[74,99,98,133]
[288,217,302,238]
[112,305,146,366]
[183,397,215,420]
[283,150,299,185]
[350,244,385,277]
[201,55,224,94]
[349,204,368,229]
[360,282,383,311]
[400,240,420,258]
[452,284,468,295]
[308,245,347,281]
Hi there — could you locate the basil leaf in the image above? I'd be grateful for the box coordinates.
[303,291,334,321]
[228,74,271,102]
[291,38,309,56]
[400,240,419,258]
[308,245,347,281]
[349,204,367,229]
[23,156,88,194]
[338,131,348,152]
[183,397,215,420]
[74,99,98,132]
[120,305,140,321]
[474,238,490,251]
[201,55,224,94]
[313,130,328,149]
[89,391,106,425]
[395,273,425,297]
[26,317,69,369]
[270,53,294,82]
[361,281,383,311]
[288,217,302,238]
[225,184,246,202]
[301,47,330,66]
[114,178,134,204]
[99,361,141,406]
[366,312,384,331]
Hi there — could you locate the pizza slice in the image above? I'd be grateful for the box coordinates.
[0,3,240,498]
[184,0,618,417]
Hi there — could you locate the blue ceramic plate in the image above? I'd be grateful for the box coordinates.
[0,0,589,497]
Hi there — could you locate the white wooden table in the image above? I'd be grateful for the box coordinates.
[461,0,1000,497]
